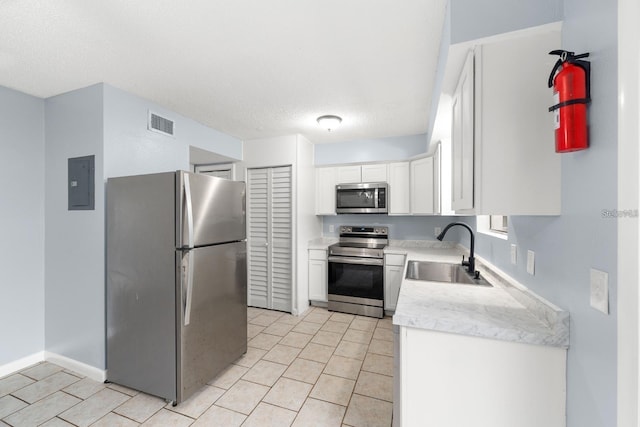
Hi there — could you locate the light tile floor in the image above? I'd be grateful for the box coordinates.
[0,307,394,426]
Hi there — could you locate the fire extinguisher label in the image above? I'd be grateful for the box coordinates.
[553,92,560,129]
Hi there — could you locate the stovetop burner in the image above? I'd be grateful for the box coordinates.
[329,225,389,258]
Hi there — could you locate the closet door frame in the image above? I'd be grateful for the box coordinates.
[246,165,293,313]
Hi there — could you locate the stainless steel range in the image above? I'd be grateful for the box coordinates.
[327,226,388,318]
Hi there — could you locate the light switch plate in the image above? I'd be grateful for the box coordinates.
[510,244,517,265]
[590,268,609,314]
[526,250,535,275]
[329,225,335,233]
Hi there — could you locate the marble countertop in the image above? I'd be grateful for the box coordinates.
[389,245,570,348]
[307,237,338,250]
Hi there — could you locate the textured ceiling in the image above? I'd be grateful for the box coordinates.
[0,0,447,143]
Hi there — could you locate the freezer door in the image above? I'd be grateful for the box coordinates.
[177,171,246,248]
[177,241,247,403]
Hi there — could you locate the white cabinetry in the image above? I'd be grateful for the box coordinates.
[410,146,440,215]
[450,28,561,215]
[308,249,328,303]
[388,162,410,215]
[384,253,406,312]
[336,165,361,183]
[451,51,475,211]
[395,326,566,427]
[361,164,388,182]
[316,167,336,215]
[335,164,388,184]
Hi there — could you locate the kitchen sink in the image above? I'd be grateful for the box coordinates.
[405,261,492,286]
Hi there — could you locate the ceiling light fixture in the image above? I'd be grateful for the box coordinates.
[317,115,342,131]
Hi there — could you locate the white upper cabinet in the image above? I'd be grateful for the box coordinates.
[334,164,388,184]
[451,51,475,211]
[410,145,441,215]
[315,167,337,215]
[388,162,410,215]
[450,27,561,215]
[336,166,361,184]
[361,164,388,182]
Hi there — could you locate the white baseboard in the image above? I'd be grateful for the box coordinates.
[44,352,106,383]
[0,351,45,378]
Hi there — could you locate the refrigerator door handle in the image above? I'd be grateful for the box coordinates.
[183,173,194,249]
[182,251,195,326]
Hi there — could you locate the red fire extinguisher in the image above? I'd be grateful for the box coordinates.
[548,50,591,153]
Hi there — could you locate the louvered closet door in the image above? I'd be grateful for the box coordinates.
[247,166,292,312]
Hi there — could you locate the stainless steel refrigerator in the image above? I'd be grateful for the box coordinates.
[106,171,247,404]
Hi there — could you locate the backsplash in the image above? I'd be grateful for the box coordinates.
[321,214,474,242]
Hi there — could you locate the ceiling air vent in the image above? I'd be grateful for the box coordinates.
[148,111,174,136]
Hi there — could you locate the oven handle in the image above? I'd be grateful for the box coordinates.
[328,256,384,266]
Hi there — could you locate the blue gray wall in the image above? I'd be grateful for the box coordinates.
[322,215,470,243]
[44,84,106,368]
[449,0,563,44]
[314,134,427,165]
[469,1,618,425]
[0,86,45,368]
[103,84,242,178]
[43,83,243,370]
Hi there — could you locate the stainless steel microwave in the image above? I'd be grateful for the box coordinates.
[335,183,388,214]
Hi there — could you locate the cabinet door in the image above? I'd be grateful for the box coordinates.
[388,162,410,215]
[361,164,388,182]
[315,167,336,215]
[336,166,361,184]
[384,264,404,311]
[410,156,436,215]
[308,257,328,302]
[452,50,475,211]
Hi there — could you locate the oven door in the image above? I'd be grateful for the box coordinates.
[327,256,384,302]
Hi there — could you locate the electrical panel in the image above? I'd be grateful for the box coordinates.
[68,155,95,210]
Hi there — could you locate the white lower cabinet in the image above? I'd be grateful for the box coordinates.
[308,249,328,303]
[394,326,567,427]
[384,254,406,312]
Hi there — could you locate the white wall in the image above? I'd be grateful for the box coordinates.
[240,135,322,315]
[294,135,321,314]
[617,0,640,423]
[0,86,45,371]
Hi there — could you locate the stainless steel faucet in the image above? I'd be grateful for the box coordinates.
[436,222,476,275]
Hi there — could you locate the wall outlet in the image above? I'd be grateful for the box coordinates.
[590,268,609,314]
[435,227,442,238]
[526,250,535,275]
[510,244,517,265]
[329,225,334,233]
